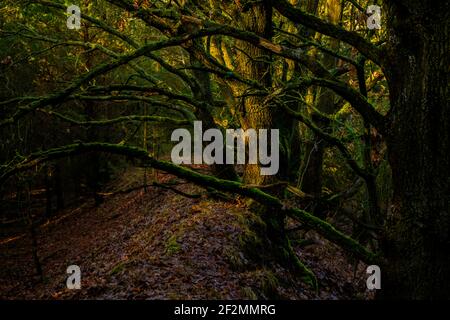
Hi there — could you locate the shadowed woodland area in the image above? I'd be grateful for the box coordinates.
[0,0,449,300]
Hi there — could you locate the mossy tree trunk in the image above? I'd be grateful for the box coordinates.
[232,1,277,186]
[381,0,450,299]
[229,1,316,284]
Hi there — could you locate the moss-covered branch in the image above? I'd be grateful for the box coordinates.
[0,142,379,265]
[175,16,385,130]
[270,0,385,66]
[275,27,359,67]
[38,109,190,127]
[308,77,386,132]
[277,76,385,132]
[34,0,140,47]
[86,85,214,109]
[13,3,385,131]
[0,27,224,128]
[279,102,371,180]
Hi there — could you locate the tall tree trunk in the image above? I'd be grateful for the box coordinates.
[233,1,276,186]
[230,1,316,285]
[382,0,450,299]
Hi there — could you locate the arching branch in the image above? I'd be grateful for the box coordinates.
[0,142,379,265]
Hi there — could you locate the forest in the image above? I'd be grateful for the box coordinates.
[0,0,449,300]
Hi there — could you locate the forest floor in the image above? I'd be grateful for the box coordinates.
[0,167,372,299]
